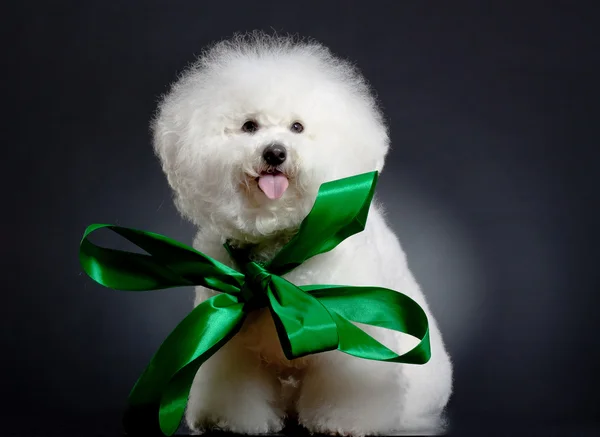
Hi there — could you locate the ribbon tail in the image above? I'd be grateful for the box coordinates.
[302,285,431,364]
[124,294,246,436]
[266,276,339,359]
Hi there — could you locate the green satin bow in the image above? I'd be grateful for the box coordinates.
[79,171,431,436]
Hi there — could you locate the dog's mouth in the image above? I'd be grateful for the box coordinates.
[255,169,289,200]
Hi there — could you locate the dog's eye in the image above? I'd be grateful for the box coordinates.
[290,122,304,134]
[242,120,259,133]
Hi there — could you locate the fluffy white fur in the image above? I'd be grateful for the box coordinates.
[152,32,453,436]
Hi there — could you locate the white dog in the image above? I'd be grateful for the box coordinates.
[151,32,453,436]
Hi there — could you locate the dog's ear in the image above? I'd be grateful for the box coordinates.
[375,156,386,173]
[150,111,185,188]
[151,116,173,168]
[376,132,389,173]
[370,124,390,174]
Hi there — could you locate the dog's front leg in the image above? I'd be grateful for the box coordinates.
[185,334,285,435]
[296,350,405,437]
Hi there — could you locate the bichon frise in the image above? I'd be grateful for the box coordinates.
[151,32,453,436]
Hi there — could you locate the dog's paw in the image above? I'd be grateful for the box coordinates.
[299,416,369,437]
[187,408,284,435]
[327,431,356,437]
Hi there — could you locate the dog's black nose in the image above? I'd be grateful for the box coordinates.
[262,144,287,166]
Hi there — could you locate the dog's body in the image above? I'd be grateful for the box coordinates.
[152,33,452,436]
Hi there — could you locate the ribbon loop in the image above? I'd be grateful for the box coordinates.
[267,171,378,275]
[80,224,245,294]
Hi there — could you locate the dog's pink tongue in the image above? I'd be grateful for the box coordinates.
[258,173,289,200]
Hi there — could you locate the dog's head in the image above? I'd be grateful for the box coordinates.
[152,33,389,243]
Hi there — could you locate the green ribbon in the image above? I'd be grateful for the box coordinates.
[79,171,431,436]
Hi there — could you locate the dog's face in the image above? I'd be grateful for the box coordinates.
[153,38,389,243]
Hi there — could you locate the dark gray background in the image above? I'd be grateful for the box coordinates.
[5,1,600,436]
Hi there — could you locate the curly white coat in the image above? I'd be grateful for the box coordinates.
[152,32,453,436]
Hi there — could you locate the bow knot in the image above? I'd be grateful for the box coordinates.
[240,261,271,308]
[78,171,432,437]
